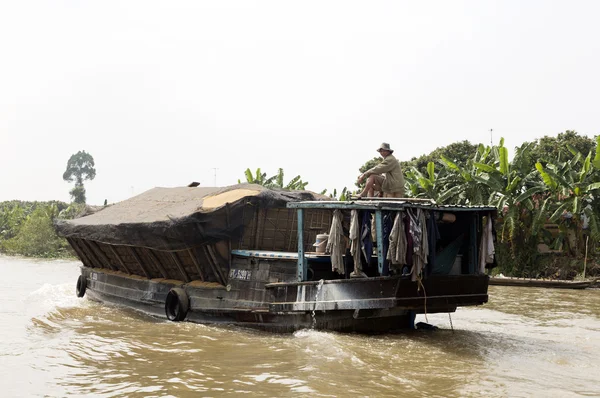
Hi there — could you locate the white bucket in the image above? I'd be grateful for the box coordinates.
[313,233,329,254]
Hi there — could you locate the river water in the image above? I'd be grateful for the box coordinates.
[1,255,599,397]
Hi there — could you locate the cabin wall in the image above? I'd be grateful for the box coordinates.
[234,206,332,253]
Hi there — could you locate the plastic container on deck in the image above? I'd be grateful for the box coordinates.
[313,233,329,254]
[450,254,463,275]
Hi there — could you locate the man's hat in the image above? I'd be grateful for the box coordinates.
[377,142,393,153]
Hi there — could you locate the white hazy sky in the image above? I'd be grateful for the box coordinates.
[1,1,599,205]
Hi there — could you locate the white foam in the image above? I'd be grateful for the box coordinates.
[26,282,86,319]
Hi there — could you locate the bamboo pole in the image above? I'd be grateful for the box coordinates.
[583,235,589,279]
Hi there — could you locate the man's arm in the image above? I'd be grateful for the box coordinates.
[364,157,394,177]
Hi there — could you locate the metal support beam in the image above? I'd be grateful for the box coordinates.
[287,201,496,213]
[375,210,384,275]
[297,208,307,281]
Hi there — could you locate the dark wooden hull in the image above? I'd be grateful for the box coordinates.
[489,277,597,289]
[79,267,488,333]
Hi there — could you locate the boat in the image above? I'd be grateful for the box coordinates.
[489,276,597,289]
[55,184,497,333]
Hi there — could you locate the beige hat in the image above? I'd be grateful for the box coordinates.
[377,142,394,153]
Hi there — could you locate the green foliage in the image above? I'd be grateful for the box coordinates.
[58,203,87,220]
[69,185,86,204]
[401,132,600,276]
[527,130,596,166]
[532,136,600,256]
[402,140,478,174]
[239,168,308,190]
[63,150,96,204]
[327,187,348,201]
[0,201,74,258]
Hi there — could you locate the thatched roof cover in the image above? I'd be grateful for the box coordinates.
[55,184,327,251]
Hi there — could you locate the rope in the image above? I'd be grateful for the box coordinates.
[448,313,454,333]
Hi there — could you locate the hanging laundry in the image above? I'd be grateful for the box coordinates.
[479,214,495,273]
[404,213,413,272]
[349,209,366,277]
[326,209,345,274]
[360,210,373,269]
[381,212,394,276]
[407,208,429,282]
[387,211,407,271]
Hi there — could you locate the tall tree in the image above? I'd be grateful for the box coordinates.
[403,140,479,174]
[528,130,596,166]
[63,150,96,204]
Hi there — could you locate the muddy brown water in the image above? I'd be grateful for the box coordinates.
[1,255,599,397]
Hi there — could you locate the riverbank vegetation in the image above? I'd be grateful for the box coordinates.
[0,201,82,258]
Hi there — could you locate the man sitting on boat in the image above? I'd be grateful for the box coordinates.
[357,142,405,198]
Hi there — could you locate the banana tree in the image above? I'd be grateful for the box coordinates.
[472,140,548,243]
[535,137,600,254]
[239,168,267,185]
[404,162,462,204]
[239,168,308,190]
[439,142,499,205]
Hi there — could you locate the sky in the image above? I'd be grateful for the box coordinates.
[1,1,599,205]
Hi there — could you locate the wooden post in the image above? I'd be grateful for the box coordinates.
[169,252,191,283]
[108,245,132,275]
[584,235,589,279]
[128,246,150,278]
[254,208,265,248]
[187,248,205,282]
[67,238,93,268]
[375,210,384,275]
[297,208,307,281]
[207,245,227,284]
[80,239,104,269]
[146,249,169,279]
[89,241,118,271]
[226,203,233,268]
[468,213,478,274]
[202,246,218,283]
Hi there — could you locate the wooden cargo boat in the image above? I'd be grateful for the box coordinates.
[489,276,597,289]
[56,184,497,332]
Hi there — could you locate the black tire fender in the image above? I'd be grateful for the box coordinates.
[76,275,87,298]
[165,288,190,322]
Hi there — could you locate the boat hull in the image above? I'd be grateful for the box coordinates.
[80,267,488,333]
